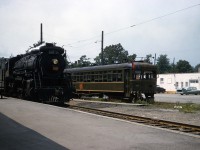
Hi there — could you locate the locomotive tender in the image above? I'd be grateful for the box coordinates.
[65,62,157,102]
[1,43,73,103]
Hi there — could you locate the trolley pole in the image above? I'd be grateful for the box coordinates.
[101,31,104,65]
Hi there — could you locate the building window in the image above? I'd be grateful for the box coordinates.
[175,82,179,88]
[189,79,198,83]
[181,82,183,88]
[160,78,164,84]
[185,82,188,87]
[167,78,172,84]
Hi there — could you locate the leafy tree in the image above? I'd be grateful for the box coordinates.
[194,64,200,72]
[70,55,91,68]
[175,60,193,73]
[156,54,171,73]
[93,55,101,65]
[128,54,137,62]
[94,43,129,65]
[170,62,176,73]
[144,54,153,63]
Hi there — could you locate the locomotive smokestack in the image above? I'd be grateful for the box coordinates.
[40,23,43,44]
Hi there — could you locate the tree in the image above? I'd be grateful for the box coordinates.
[194,64,200,72]
[70,55,91,68]
[175,60,193,73]
[128,54,137,62]
[156,54,171,73]
[144,54,153,63]
[94,43,129,65]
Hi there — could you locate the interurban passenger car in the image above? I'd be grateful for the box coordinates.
[65,62,157,102]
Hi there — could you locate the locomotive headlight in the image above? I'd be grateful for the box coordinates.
[52,59,58,64]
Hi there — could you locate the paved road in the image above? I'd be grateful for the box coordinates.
[0,98,199,150]
[155,94,200,104]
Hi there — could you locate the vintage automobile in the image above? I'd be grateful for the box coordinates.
[156,85,166,93]
[179,87,200,95]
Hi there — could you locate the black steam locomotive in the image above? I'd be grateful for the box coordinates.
[2,43,73,103]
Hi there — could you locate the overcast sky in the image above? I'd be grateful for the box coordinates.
[0,0,200,66]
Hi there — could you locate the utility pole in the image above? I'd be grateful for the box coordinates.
[40,23,43,44]
[173,57,175,73]
[101,31,104,65]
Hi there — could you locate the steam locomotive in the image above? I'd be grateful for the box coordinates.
[1,43,73,103]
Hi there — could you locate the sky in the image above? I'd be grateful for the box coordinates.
[0,0,200,66]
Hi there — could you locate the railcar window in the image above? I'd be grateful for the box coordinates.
[87,75,91,82]
[71,69,123,82]
[117,74,122,81]
[133,71,156,80]
[94,74,98,82]
[103,74,107,82]
[99,75,103,82]
[107,74,112,82]
[84,74,87,82]
[113,74,118,81]
[80,75,83,81]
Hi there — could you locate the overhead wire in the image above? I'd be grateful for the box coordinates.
[64,3,200,61]
[44,4,200,51]
[42,3,200,63]
[64,3,200,48]
[105,3,200,35]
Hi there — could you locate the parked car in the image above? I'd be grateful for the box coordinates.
[156,85,166,93]
[179,87,200,95]
[176,88,183,94]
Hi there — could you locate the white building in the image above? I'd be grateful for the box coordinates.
[157,73,200,93]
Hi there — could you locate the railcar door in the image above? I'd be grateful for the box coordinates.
[124,69,130,97]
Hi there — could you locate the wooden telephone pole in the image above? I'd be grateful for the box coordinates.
[101,31,104,65]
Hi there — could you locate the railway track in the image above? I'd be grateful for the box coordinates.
[68,105,200,136]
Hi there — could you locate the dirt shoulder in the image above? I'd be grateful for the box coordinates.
[69,99,200,126]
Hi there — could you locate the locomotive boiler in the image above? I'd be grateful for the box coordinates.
[3,43,73,103]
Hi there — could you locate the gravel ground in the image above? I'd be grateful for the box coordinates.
[69,99,200,126]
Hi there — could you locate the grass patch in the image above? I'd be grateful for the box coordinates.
[151,102,175,109]
[151,102,200,113]
[179,103,200,113]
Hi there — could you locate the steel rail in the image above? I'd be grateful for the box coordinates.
[69,105,200,136]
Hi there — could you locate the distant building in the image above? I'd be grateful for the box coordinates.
[157,73,200,93]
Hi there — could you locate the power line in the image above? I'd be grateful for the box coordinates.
[63,3,200,48]
[105,3,200,35]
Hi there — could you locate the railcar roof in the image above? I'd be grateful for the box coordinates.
[65,63,132,73]
[64,62,156,73]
